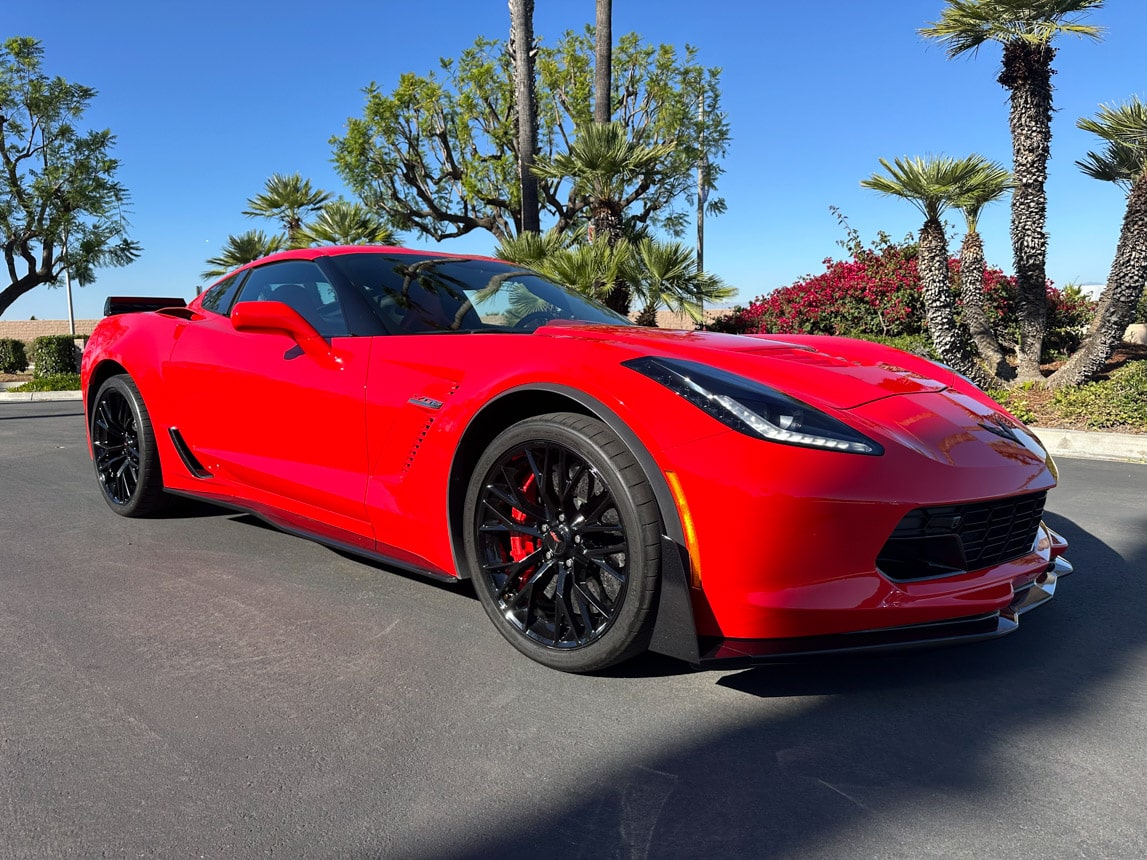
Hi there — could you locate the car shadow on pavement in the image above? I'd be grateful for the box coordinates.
[428,508,1147,859]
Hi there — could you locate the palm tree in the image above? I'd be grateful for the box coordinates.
[494,227,577,269]
[862,155,994,387]
[243,173,333,246]
[626,239,735,326]
[1048,98,1147,387]
[202,230,283,280]
[526,239,634,306]
[594,0,612,124]
[293,200,398,247]
[532,122,673,313]
[953,158,1012,378]
[509,0,540,233]
[921,0,1104,381]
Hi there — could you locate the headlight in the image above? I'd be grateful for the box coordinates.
[624,357,883,455]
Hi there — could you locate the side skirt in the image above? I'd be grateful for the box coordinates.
[164,489,459,585]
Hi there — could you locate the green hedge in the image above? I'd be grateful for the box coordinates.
[0,338,27,374]
[31,334,79,377]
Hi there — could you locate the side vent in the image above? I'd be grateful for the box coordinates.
[168,428,213,479]
[401,382,460,475]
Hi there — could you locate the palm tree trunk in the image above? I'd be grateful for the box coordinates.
[1047,173,1147,387]
[919,219,993,388]
[594,0,612,124]
[1001,42,1054,380]
[509,0,540,234]
[958,231,1009,378]
[593,204,630,314]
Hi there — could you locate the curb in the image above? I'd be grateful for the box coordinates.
[0,390,83,402]
[1030,426,1147,465]
[0,391,1142,463]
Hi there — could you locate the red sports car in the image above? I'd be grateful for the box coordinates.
[81,246,1072,672]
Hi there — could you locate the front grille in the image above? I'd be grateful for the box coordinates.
[877,491,1046,581]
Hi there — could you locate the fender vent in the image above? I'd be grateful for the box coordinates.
[168,428,213,479]
[401,382,460,475]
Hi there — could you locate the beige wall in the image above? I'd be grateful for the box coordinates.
[0,319,99,346]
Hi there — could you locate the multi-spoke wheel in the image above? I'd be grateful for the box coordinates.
[90,374,168,517]
[465,413,661,672]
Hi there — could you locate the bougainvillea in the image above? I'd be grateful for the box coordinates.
[710,239,1094,361]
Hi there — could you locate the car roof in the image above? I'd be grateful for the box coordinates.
[241,245,503,267]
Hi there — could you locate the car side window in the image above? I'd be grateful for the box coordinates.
[199,272,246,315]
[233,260,349,337]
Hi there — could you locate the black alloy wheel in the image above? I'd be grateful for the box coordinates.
[465,413,661,672]
[91,374,168,516]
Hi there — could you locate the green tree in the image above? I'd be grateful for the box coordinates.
[0,37,140,318]
[202,230,283,280]
[243,172,332,246]
[1048,98,1147,386]
[532,122,673,313]
[331,29,728,244]
[953,159,1012,377]
[921,0,1104,381]
[495,229,731,326]
[626,238,734,326]
[862,155,994,387]
[293,200,398,247]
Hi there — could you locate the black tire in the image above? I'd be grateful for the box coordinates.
[90,374,169,517]
[464,413,661,672]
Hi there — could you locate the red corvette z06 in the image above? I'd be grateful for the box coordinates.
[82,246,1072,672]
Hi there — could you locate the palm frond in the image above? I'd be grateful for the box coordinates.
[293,199,398,247]
[953,156,1012,231]
[921,0,1104,57]
[494,228,577,267]
[202,230,283,280]
[861,155,990,221]
[532,122,675,202]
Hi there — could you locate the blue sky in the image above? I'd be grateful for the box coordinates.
[5,0,1142,320]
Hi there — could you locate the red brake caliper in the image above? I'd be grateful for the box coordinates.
[508,472,539,589]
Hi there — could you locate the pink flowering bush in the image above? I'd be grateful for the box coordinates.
[711,238,1094,361]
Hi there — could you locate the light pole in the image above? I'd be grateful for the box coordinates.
[62,226,76,336]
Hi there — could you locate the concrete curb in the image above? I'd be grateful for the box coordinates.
[0,390,83,402]
[0,391,1142,462]
[1030,426,1147,464]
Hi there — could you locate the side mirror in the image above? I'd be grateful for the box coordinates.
[231,301,340,368]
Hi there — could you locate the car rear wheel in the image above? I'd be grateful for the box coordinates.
[90,374,169,517]
[465,413,661,672]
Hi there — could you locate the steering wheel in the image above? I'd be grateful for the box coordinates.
[513,311,557,330]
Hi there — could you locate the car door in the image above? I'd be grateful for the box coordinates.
[166,259,373,548]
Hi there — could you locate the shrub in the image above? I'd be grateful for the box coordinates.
[11,373,81,392]
[0,337,27,374]
[710,236,1094,364]
[31,334,80,377]
[1052,360,1147,429]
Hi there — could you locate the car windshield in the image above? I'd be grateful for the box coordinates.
[328,253,632,334]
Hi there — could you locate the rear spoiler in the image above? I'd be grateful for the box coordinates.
[103,296,187,316]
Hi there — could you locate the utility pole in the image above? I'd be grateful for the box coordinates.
[63,227,76,335]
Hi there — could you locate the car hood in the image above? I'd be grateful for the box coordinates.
[537,323,951,410]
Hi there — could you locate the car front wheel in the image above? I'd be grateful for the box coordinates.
[465,413,661,672]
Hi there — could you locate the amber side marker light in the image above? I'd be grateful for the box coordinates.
[665,470,703,588]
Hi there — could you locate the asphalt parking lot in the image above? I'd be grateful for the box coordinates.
[2,400,1145,858]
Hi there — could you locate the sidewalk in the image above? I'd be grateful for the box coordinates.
[0,387,1143,463]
